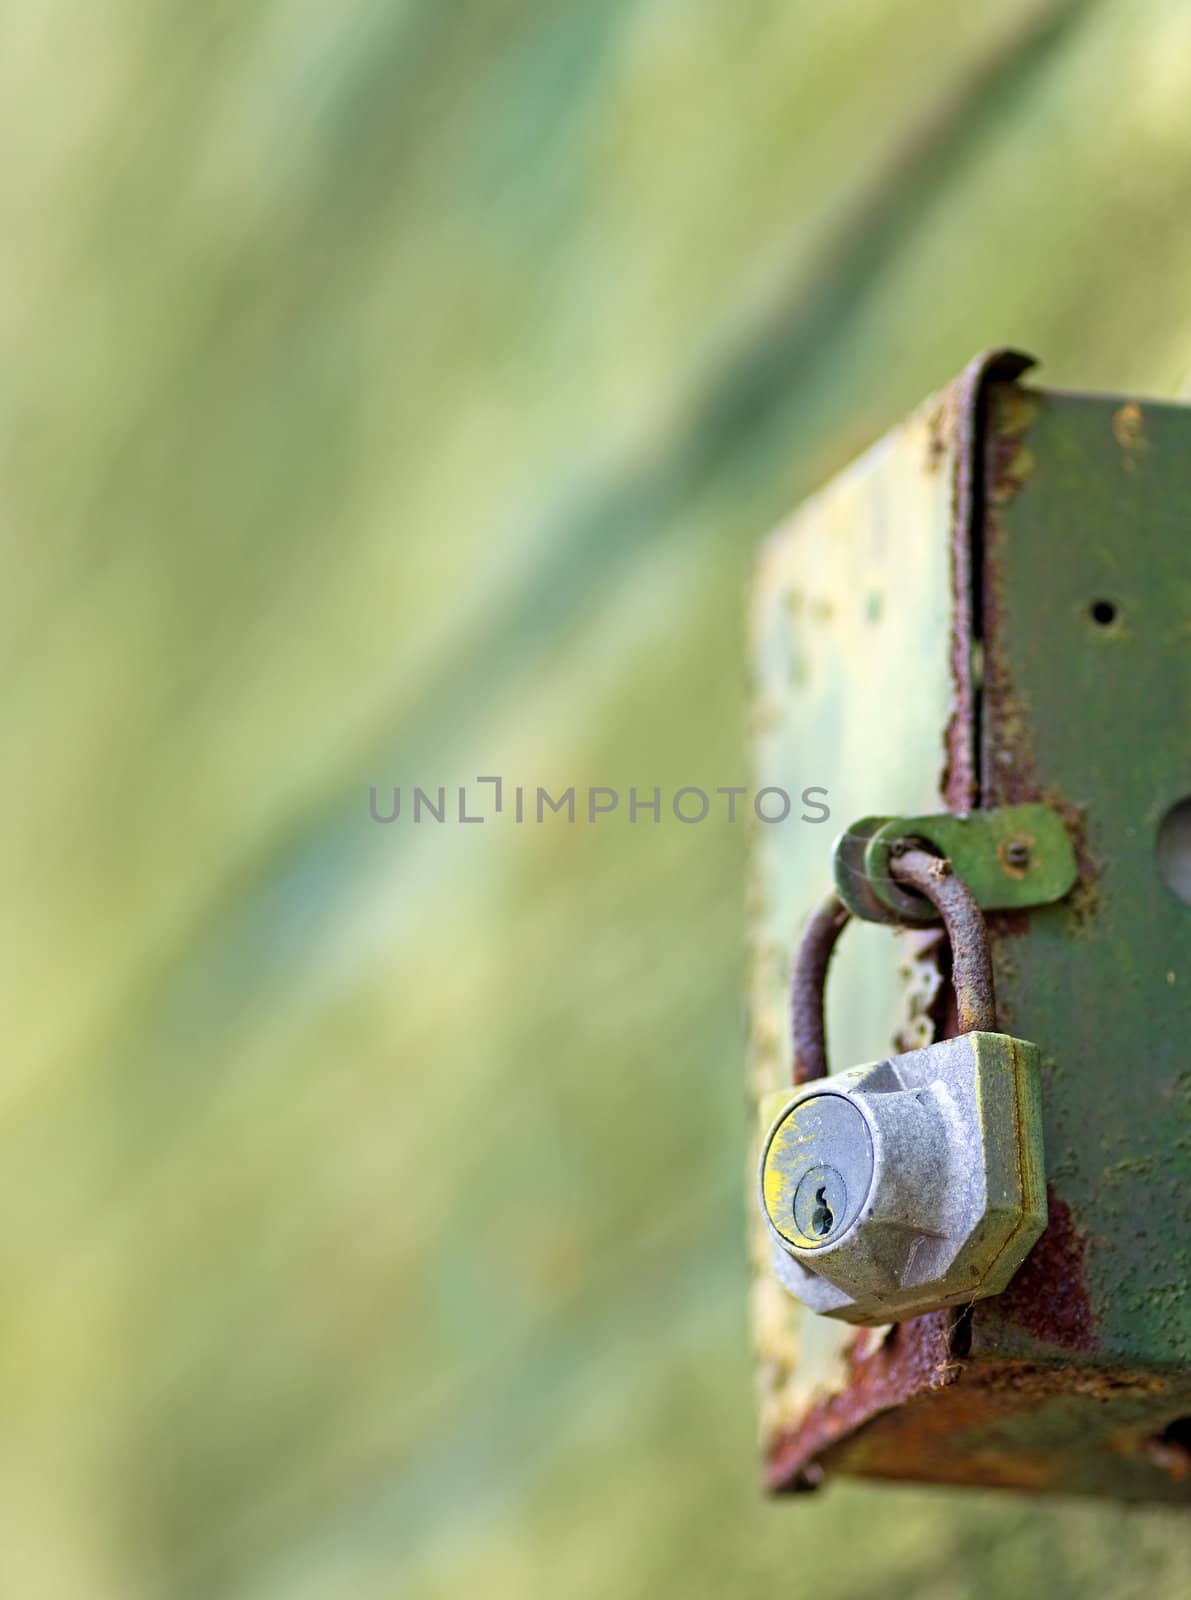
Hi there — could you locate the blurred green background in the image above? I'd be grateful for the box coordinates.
[4,0,1191,1594]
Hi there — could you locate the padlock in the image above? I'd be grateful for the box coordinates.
[757,847,1047,1325]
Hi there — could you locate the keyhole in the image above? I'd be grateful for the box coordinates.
[791,1163,847,1246]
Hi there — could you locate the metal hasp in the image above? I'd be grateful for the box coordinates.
[833,805,1079,926]
[749,349,1191,1500]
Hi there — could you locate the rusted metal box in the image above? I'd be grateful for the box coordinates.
[750,351,1191,1500]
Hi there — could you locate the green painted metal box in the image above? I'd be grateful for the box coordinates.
[750,352,1191,1500]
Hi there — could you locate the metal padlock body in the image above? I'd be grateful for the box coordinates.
[758,1031,1046,1325]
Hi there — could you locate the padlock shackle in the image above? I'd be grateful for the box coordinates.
[790,848,996,1085]
[890,848,997,1035]
[789,893,851,1086]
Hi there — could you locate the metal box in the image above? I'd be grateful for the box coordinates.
[750,351,1191,1500]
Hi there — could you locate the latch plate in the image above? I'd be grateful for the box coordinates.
[833,804,1079,925]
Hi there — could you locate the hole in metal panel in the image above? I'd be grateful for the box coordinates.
[1157,798,1191,906]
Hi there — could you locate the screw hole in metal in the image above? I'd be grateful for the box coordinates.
[1000,837,1031,873]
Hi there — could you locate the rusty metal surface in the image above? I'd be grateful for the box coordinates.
[790,894,851,1086]
[965,385,1191,1408]
[821,1357,1191,1499]
[888,848,996,1034]
[749,354,1019,1481]
[790,850,995,1082]
[844,805,1080,924]
[752,359,1191,1500]
[943,348,1035,811]
[764,1315,957,1492]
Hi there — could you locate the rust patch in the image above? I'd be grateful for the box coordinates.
[889,849,995,1033]
[1112,402,1150,472]
[765,1310,957,1492]
[833,1365,1071,1492]
[789,892,851,1085]
[980,377,1043,806]
[985,907,1031,939]
[991,1189,1097,1352]
[823,1357,1178,1496]
[942,349,1035,814]
[997,831,1034,878]
[986,383,1039,505]
[765,1201,1097,1492]
[1045,789,1099,905]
